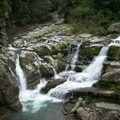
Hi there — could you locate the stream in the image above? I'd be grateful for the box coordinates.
[8,24,120,120]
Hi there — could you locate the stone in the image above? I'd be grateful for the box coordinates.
[0,107,11,120]
[41,78,66,93]
[101,69,120,82]
[40,63,54,78]
[72,87,120,100]
[108,46,120,61]
[21,52,40,89]
[108,22,120,33]
[71,97,83,113]
[34,44,52,56]
[98,111,120,120]
[77,107,97,120]
[2,84,22,111]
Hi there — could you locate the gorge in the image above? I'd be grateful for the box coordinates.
[0,22,120,120]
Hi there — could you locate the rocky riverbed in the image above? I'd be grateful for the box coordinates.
[0,22,120,120]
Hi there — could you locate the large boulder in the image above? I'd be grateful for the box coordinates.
[34,44,52,56]
[44,55,66,73]
[20,52,40,89]
[101,70,120,82]
[107,46,120,61]
[33,41,68,56]
[79,46,101,61]
[41,78,66,93]
[39,62,54,78]
[108,22,120,33]
[0,67,22,112]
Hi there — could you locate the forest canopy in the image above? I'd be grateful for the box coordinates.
[0,0,120,34]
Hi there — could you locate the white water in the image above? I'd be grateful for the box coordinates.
[16,54,27,91]
[70,42,81,70]
[48,46,108,99]
[13,35,120,113]
[15,54,61,113]
[66,42,81,71]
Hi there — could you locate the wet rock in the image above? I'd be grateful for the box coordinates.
[3,84,22,111]
[41,78,66,93]
[0,107,11,120]
[79,46,101,60]
[102,69,120,82]
[108,46,120,61]
[34,44,52,56]
[21,52,40,89]
[0,67,22,112]
[108,22,120,33]
[74,65,83,72]
[40,63,54,78]
[98,111,120,120]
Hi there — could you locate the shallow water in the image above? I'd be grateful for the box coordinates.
[10,102,66,120]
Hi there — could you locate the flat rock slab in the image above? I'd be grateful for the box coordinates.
[71,87,120,100]
[95,102,120,111]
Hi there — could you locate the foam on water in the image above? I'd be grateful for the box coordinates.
[48,46,108,99]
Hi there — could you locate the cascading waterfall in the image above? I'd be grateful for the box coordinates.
[15,52,61,113]
[9,36,120,115]
[48,46,109,99]
[70,42,82,71]
[66,42,81,71]
[16,54,27,91]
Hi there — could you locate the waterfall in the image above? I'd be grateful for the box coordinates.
[66,42,81,71]
[48,46,109,99]
[16,54,27,91]
[50,65,59,78]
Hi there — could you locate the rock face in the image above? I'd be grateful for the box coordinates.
[101,70,120,82]
[0,18,8,47]
[108,22,120,33]
[0,65,22,120]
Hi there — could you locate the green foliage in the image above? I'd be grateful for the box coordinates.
[9,0,52,25]
[95,81,120,92]
[0,0,11,17]
[59,0,120,35]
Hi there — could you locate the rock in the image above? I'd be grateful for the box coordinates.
[95,102,120,111]
[0,67,22,112]
[101,70,120,82]
[98,111,120,120]
[0,18,8,46]
[72,87,120,100]
[77,107,97,120]
[79,46,101,60]
[74,65,83,72]
[40,63,54,78]
[3,84,22,111]
[42,78,66,93]
[0,107,11,120]
[108,22,120,33]
[71,97,83,113]
[34,44,52,56]
[108,46,120,61]
[21,52,40,89]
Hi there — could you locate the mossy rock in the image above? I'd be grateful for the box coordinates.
[108,46,120,61]
[94,81,120,92]
[80,47,101,59]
